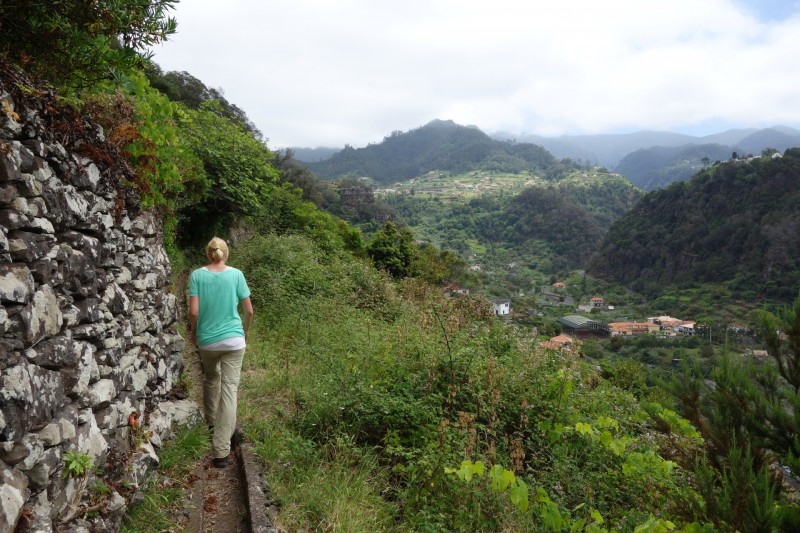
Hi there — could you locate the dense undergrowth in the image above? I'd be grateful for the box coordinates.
[230,232,718,531]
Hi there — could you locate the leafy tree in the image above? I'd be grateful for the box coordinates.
[276,150,339,208]
[331,179,397,227]
[249,183,364,255]
[0,0,178,88]
[175,99,280,245]
[86,82,280,247]
[144,64,262,139]
[366,222,418,278]
[414,242,469,285]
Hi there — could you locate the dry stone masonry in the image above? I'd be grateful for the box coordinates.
[1,75,200,531]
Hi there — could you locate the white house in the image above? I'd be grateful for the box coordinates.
[492,299,511,316]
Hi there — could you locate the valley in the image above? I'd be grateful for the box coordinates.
[308,120,800,366]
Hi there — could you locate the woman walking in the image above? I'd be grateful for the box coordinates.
[189,237,254,468]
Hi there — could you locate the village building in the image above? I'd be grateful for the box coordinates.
[550,334,575,346]
[648,315,684,328]
[608,321,661,337]
[559,315,610,339]
[540,334,578,351]
[492,299,511,316]
[442,283,470,297]
[647,315,699,335]
[591,296,605,307]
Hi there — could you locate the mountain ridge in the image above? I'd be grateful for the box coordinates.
[494,126,800,168]
[303,119,568,184]
[294,120,800,191]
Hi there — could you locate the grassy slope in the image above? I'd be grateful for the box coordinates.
[226,233,706,531]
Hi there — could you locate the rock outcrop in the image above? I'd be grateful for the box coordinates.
[1,64,200,531]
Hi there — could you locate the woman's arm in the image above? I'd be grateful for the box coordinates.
[241,297,254,340]
[189,295,199,345]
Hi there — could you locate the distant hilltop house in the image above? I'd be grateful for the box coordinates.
[550,334,575,346]
[442,283,470,297]
[470,264,481,271]
[578,299,612,313]
[492,299,511,316]
[559,315,610,339]
[648,315,683,328]
[552,281,566,289]
[540,334,577,351]
[647,315,695,335]
[608,321,660,337]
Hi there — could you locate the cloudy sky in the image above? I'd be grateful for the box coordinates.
[150,0,800,149]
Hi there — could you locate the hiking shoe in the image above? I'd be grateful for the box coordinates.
[212,455,229,468]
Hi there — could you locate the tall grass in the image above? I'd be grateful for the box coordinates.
[231,232,715,531]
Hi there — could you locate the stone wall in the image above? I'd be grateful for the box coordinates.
[1,75,200,531]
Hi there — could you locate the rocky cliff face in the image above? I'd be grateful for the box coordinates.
[1,67,200,531]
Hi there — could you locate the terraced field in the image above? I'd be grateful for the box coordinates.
[375,169,629,199]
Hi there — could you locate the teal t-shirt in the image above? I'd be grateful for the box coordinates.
[189,266,251,346]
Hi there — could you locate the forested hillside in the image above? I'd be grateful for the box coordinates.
[588,150,800,301]
[615,143,733,190]
[306,119,572,183]
[387,171,641,278]
[302,118,642,274]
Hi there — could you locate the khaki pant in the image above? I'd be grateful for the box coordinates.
[199,347,245,459]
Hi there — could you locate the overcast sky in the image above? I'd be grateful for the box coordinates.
[150,0,800,149]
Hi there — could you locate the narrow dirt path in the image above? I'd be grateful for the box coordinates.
[185,451,249,532]
[181,346,251,532]
[171,272,277,532]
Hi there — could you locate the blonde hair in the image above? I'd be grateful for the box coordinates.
[206,237,229,263]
